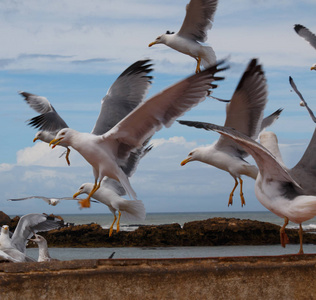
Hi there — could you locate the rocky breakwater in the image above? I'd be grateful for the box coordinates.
[1,211,316,248]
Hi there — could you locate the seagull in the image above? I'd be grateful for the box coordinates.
[289,76,316,122]
[179,58,282,206]
[182,119,316,254]
[73,145,152,236]
[8,196,99,206]
[148,0,218,73]
[50,60,228,208]
[294,24,316,70]
[20,60,154,168]
[29,234,58,262]
[19,91,71,165]
[0,213,62,262]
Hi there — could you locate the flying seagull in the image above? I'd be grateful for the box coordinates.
[289,76,316,123]
[294,24,316,70]
[50,60,228,208]
[73,145,152,236]
[179,58,282,206]
[181,120,316,254]
[8,196,99,206]
[148,0,218,73]
[19,91,71,165]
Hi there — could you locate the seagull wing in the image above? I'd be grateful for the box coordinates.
[216,58,268,157]
[91,60,153,135]
[178,0,218,42]
[291,128,316,194]
[8,196,51,204]
[289,76,316,123]
[260,109,283,132]
[294,24,316,50]
[101,177,126,196]
[19,91,68,132]
[11,213,62,253]
[103,61,227,161]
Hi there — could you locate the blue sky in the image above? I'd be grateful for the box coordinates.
[0,0,316,216]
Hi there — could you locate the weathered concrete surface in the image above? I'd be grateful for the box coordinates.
[1,254,316,300]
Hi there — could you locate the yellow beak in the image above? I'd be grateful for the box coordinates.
[148,41,157,47]
[311,66,316,71]
[49,138,63,148]
[73,191,81,199]
[180,157,191,166]
[33,137,38,142]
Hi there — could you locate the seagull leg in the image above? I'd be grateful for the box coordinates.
[78,180,101,208]
[109,214,117,237]
[239,178,246,207]
[116,211,122,233]
[298,224,304,254]
[228,178,238,206]
[65,148,71,166]
[195,57,201,73]
[280,217,289,248]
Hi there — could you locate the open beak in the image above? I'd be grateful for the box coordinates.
[148,41,157,47]
[180,157,191,166]
[49,138,63,149]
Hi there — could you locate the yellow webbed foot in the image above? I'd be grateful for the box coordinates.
[79,198,91,209]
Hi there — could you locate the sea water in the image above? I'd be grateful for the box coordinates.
[25,211,316,260]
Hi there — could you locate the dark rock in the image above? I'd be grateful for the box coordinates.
[0,211,11,227]
[36,217,316,248]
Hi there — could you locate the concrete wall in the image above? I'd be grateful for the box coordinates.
[1,254,316,300]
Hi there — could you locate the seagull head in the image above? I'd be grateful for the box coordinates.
[29,234,46,245]
[1,225,9,235]
[73,183,91,198]
[181,149,198,166]
[148,34,169,47]
[33,131,43,142]
[49,128,72,148]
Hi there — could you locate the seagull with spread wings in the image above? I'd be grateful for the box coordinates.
[179,120,316,254]
[179,59,282,207]
[19,91,71,165]
[50,60,228,208]
[149,0,218,73]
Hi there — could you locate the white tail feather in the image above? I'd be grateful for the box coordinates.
[120,200,146,222]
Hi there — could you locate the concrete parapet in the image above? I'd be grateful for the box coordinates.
[1,254,316,299]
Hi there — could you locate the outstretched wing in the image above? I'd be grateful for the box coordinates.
[294,24,316,50]
[178,0,218,43]
[19,91,68,132]
[91,60,153,135]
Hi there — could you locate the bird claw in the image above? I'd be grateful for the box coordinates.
[79,198,91,209]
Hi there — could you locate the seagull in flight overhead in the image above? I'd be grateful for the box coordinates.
[50,60,228,208]
[289,76,316,123]
[148,0,218,73]
[19,91,70,165]
[8,196,99,206]
[294,24,316,70]
[179,59,282,207]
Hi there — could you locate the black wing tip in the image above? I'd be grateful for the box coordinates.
[119,59,154,80]
[294,24,305,33]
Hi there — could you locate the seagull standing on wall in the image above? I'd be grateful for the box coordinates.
[148,0,218,73]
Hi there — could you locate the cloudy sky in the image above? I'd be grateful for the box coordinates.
[1,0,316,217]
